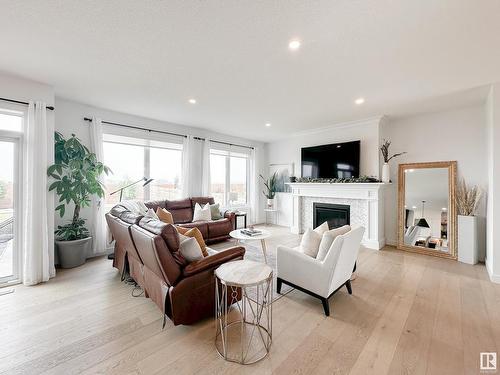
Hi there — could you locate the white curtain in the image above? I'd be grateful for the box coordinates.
[201,139,211,196]
[250,146,260,224]
[23,101,55,285]
[89,117,107,255]
[181,135,192,197]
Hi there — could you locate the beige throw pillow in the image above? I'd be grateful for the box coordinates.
[299,223,329,258]
[193,203,211,222]
[317,225,351,261]
[156,207,174,224]
[178,235,204,262]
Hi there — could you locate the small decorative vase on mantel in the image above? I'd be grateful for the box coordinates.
[381,163,390,183]
[380,139,406,183]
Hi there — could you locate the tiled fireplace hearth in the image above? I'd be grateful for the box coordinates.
[287,183,388,250]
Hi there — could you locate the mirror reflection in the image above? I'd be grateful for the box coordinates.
[403,168,449,253]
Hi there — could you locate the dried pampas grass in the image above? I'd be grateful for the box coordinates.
[456,178,481,216]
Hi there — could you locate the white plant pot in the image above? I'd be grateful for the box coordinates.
[381,163,390,183]
[458,215,478,265]
[267,198,275,209]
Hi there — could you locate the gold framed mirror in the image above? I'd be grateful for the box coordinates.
[398,161,457,259]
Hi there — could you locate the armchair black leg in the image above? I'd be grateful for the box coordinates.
[345,280,352,295]
[321,297,330,316]
[276,277,283,294]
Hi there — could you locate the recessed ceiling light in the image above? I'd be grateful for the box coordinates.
[265,123,271,127]
[188,98,197,104]
[288,39,301,50]
[355,97,365,105]
[412,206,417,209]
[442,207,447,211]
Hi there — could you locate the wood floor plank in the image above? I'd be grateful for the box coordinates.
[386,266,442,375]
[0,225,498,375]
[425,271,464,375]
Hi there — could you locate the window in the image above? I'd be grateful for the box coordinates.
[209,146,250,207]
[103,133,184,210]
[0,107,24,285]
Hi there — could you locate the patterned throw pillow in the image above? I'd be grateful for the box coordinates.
[210,203,223,220]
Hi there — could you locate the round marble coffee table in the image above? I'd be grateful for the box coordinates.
[215,260,273,364]
[229,229,271,264]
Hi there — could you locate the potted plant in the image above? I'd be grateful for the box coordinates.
[380,139,407,183]
[456,178,481,264]
[47,132,111,268]
[260,172,278,208]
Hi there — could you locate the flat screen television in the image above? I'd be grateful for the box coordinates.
[301,140,360,179]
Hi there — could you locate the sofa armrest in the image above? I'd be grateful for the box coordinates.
[182,246,245,277]
[223,211,236,227]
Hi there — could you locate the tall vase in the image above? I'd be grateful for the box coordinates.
[458,215,478,264]
[381,162,390,183]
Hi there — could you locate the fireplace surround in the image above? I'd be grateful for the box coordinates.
[287,182,387,249]
[313,203,350,229]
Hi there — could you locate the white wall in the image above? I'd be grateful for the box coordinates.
[267,117,381,179]
[267,104,489,262]
[0,70,54,106]
[486,84,500,282]
[54,97,268,243]
[381,105,488,260]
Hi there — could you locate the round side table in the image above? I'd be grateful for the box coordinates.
[215,260,273,364]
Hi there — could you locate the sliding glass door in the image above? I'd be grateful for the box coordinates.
[0,109,23,286]
[0,138,21,285]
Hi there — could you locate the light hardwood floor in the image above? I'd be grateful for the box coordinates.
[1,225,499,375]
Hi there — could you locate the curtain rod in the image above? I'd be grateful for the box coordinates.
[83,117,187,138]
[83,117,254,150]
[193,136,254,150]
[0,97,55,111]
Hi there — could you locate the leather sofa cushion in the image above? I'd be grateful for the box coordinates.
[166,198,192,210]
[191,197,215,208]
[208,218,233,238]
[138,217,180,252]
[119,211,143,225]
[183,246,245,277]
[145,200,167,211]
[170,208,192,224]
[178,221,209,238]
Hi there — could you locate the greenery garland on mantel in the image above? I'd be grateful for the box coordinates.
[292,176,382,184]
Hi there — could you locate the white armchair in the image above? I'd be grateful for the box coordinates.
[276,226,365,316]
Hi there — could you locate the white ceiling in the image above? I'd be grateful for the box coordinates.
[0,0,499,142]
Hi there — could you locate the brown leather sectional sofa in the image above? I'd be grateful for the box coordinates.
[145,197,235,244]
[105,197,245,326]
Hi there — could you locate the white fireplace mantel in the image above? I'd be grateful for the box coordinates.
[286,182,389,250]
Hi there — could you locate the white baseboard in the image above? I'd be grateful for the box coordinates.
[362,238,385,250]
[485,258,500,284]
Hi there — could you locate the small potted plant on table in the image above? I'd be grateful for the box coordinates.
[260,172,278,209]
[47,132,111,268]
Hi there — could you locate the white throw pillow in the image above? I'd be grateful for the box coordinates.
[317,225,351,261]
[179,236,204,262]
[314,221,329,236]
[193,203,211,222]
[299,228,323,258]
[144,208,159,220]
